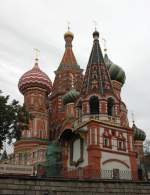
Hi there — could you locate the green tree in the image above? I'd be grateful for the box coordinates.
[0,90,29,149]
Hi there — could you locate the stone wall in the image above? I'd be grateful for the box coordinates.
[0,175,150,195]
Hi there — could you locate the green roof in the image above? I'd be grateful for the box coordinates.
[63,88,80,105]
[104,54,126,85]
[132,124,146,141]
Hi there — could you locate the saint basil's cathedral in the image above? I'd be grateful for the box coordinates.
[8,29,146,179]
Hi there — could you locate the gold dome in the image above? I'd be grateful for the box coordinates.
[64,31,74,39]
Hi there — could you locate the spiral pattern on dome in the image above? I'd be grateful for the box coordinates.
[18,62,52,94]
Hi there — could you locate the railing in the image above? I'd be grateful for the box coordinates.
[61,168,133,180]
[74,114,120,128]
[37,166,137,180]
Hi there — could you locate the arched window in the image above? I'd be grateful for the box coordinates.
[89,96,99,114]
[77,101,82,118]
[117,133,126,151]
[107,97,115,116]
[24,153,28,164]
[103,137,110,147]
[103,130,111,148]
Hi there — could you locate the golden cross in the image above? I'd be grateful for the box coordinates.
[131,112,135,124]
[102,38,107,53]
[93,20,97,31]
[67,21,71,31]
[33,48,40,59]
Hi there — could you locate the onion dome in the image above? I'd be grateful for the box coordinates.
[104,54,126,85]
[64,30,74,39]
[93,30,99,39]
[132,124,146,141]
[18,59,52,94]
[63,88,80,105]
[56,30,80,72]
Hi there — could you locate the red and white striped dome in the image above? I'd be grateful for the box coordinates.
[18,60,52,94]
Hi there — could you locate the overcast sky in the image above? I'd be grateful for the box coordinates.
[0,0,150,152]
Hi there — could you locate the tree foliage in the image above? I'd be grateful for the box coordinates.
[0,90,29,149]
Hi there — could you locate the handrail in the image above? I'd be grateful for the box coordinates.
[74,114,120,128]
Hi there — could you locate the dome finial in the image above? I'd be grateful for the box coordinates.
[131,112,135,125]
[92,21,99,40]
[64,22,74,47]
[102,38,107,54]
[33,48,40,65]
[67,21,70,31]
[93,20,97,31]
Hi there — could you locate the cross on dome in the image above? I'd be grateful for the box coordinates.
[93,20,98,31]
[33,48,40,62]
[67,21,71,31]
[131,112,135,125]
[102,38,107,53]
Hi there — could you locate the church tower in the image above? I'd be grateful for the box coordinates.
[80,30,115,118]
[59,30,139,180]
[49,30,83,140]
[14,57,52,165]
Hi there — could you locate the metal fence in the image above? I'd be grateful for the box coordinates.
[51,168,135,180]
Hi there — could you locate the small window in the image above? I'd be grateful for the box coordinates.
[103,137,111,148]
[103,137,109,146]
[111,130,115,136]
[77,101,82,118]
[117,139,126,151]
[24,153,28,164]
[33,152,36,160]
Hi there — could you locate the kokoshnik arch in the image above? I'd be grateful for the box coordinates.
[6,28,146,179]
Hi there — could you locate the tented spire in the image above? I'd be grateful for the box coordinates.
[56,30,80,72]
[81,30,113,95]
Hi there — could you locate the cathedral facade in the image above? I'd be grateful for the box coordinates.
[10,29,146,179]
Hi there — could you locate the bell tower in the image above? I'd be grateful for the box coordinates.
[14,56,52,165]
[80,30,117,121]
